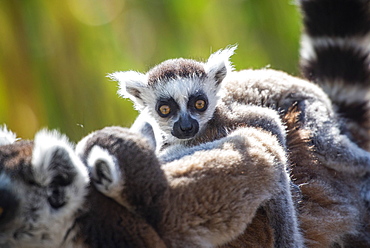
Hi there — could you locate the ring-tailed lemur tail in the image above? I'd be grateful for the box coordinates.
[299,0,370,149]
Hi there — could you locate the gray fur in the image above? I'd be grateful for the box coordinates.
[78,126,290,247]
[0,128,167,248]
[118,46,370,246]
[0,129,89,248]
[222,68,370,176]
[112,48,306,247]
[298,0,370,245]
[110,46,236,152]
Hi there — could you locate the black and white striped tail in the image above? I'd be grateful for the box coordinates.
[299,0,370,126]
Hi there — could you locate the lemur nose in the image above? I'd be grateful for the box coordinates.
[172,115,200,139]
[180,121,193,131]
[0,174,20,226]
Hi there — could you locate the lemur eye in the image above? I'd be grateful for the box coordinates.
[159,105,171,116]
[195,99,207,111]
[195,100,205,109]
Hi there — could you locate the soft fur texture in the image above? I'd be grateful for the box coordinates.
[77,125,289,248]
[121,56,370,247]
[283,104,368,247]
[2,0,369,247]
[110,46,236,153]
[151,66,370,247]
[112,48,304,248]
[297,0,370,246]
[0,128,166,248]
[0,125,18,145]
[299,0,370,154]
[0,129,89,248]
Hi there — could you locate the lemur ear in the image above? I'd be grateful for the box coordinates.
[108,71,147,109]
[204,45,237,85]
[32,129,89,209]
[87,145,125,204]
[0,125,17,145]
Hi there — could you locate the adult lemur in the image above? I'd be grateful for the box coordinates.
[109,0,370,246]
[0,126,167,248]
[0,117,289,248]
[76,124,291,248]
[297,0,370,245]
[110,47,305,248]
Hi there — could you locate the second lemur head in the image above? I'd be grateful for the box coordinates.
[109,46,236,147]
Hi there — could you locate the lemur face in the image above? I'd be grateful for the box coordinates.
[149,73,215,143]
[155,85,208,140]
[110,46,236,146]
[0,127,89,248]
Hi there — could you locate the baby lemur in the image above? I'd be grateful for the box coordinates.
[110,47,306,248]
[111,46,236,152]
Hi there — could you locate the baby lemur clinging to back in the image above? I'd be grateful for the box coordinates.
[109,47,305,248]
[108,1,370,246]
[110,29,370,248]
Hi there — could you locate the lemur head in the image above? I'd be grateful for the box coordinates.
[110,46,236,146]
[0,126,89,248]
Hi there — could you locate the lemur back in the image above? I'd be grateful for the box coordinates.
[77,124,296,248]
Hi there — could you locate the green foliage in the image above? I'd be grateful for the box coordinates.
[0,0,301,141]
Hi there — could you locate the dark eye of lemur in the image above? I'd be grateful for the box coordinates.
[188,94,208,113]
[156,98,179,118]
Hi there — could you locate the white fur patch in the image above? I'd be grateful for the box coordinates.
[32,129,89,186]
[26,129,89,247]
[300,34,316,61]
[108,70,148,109]
[87,145,125,204]
[300,34,370,62]
[0,125,17,145]
[205,45,237,75]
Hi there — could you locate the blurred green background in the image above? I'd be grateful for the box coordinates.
[0,0,301,142]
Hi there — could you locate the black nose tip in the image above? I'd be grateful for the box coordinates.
[172,115,200,139]
[0,175,20,226]
[180,122,194,132]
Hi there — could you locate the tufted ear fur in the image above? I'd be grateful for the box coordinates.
[108,71,148,110]
[31,129,89,210]
[204,45,237,85]
[0,125,17,146]
[87,145,126,207]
